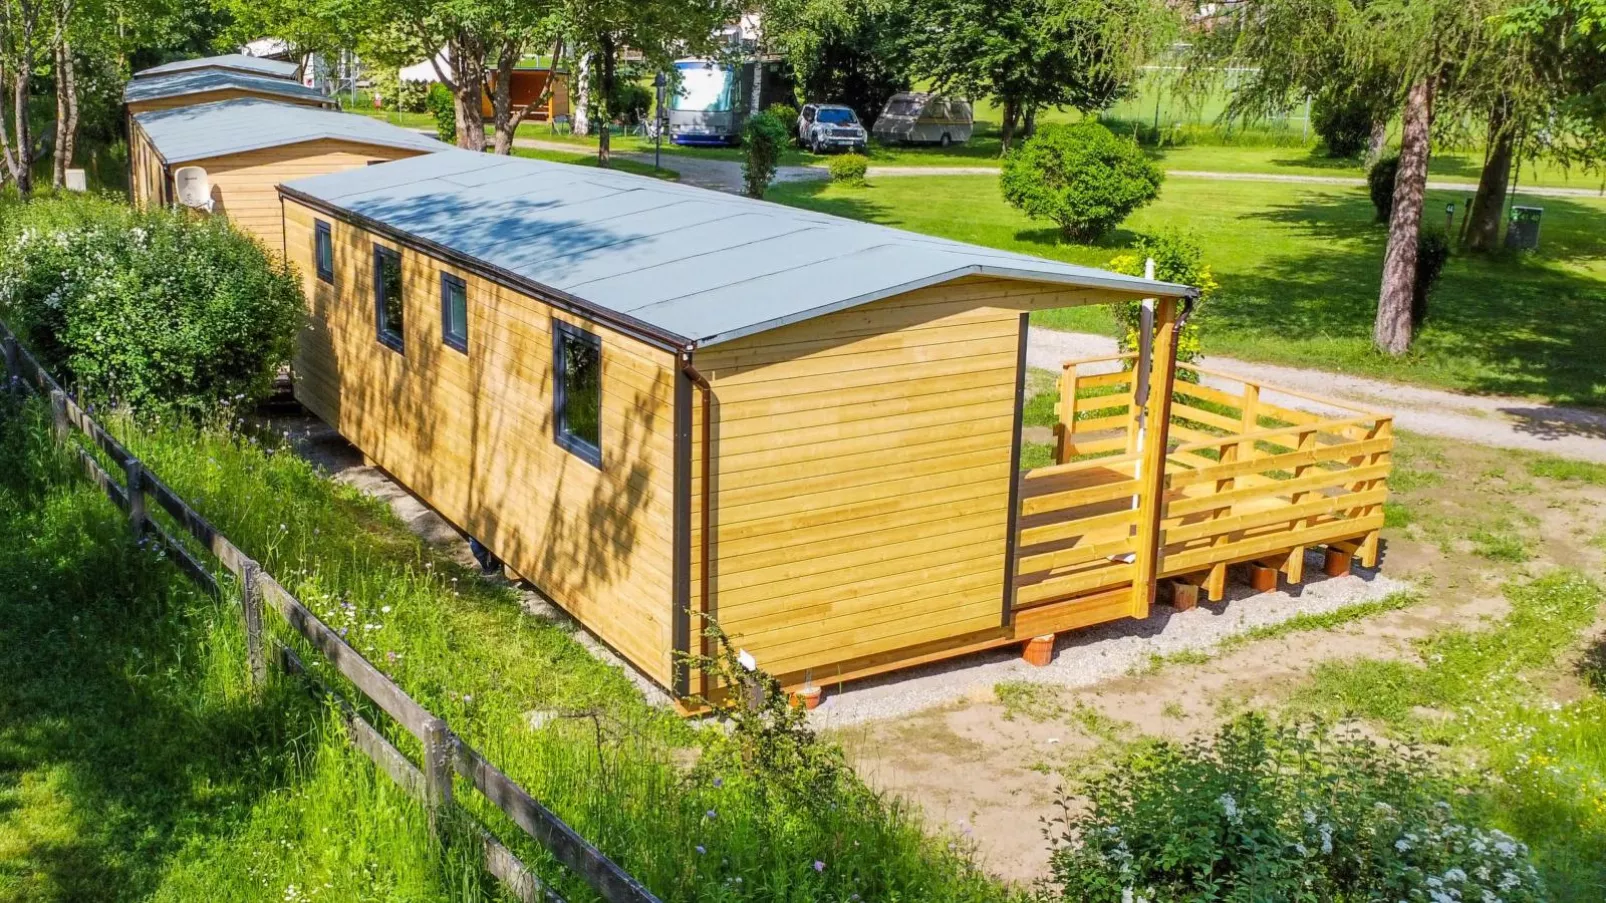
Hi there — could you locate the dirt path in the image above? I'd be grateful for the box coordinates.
[836,440,1606,884]
[1029,328,1606,463]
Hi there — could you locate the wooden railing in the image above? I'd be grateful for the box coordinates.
[0,325,659,903]
[1020,355,1392,610]
[1013,453,1141,609]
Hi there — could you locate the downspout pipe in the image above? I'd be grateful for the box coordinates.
[678,352,712,698]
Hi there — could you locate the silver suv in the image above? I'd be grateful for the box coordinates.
[796,103,867,154]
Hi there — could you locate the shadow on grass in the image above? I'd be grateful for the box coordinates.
[0,401,311,902]
[1228,189,1606,405]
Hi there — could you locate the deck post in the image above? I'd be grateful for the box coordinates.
[422,718,455,835]
[1056,364,1078,464]
[242,559,267,689]
[125,458,147,539]
[1237,382,1260,461]
[1129,296,1179,619]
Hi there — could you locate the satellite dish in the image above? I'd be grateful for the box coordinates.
[173,166,214,211]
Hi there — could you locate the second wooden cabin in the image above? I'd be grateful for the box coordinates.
[276,150,1391,701]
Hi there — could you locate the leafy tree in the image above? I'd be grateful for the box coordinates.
[907,0,1176,154]
[565,0,738,166]
[1189,0,1503,355]
[0,0,49,195]
[762,0,911,126]
[999,121,1163,241]
[740,109,788,197]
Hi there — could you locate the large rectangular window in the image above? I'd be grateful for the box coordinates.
[314,220,334,284]
[440,273,468,353]
[373,244,404,352]
[552,320,601,467]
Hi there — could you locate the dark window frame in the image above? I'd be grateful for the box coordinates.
[440,272,468,354]
[314,220,334,284]
[552,319,602,468]
[373,244,404,353]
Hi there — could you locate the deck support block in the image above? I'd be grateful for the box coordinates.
[1022,634,1055,667]
[792,686,823,710]
[1205,563,1227,601]
[1168,580,1200,612]
[1323,547,1352,578]
[1247,563,1279,593]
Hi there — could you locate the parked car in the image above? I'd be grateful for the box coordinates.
[796,103,868,153]
[871,93,974,147]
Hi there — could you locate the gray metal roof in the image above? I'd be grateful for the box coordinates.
[134,99,447,164]
[133,53,300,81]
[124,68,333,107]
[280,150,1194,348]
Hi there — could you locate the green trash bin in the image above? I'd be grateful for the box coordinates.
[1505,205,1542,250]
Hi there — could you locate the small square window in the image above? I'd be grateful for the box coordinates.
[440,273,468,353]
[373,244,404,352]
[314,220,334,284]
[552,320,601,467]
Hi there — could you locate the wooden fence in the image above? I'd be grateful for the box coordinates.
[0,324,660,903]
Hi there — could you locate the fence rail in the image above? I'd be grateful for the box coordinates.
[0,325,660,903]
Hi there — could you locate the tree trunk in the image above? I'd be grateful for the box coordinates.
[1022,104,1037,139]
[1374,75,1436,355]
[999,96,1019,156]
[0,69,23,191]
[596,36,615,167]
[1465,102,1514,253]
[447,35,487,152]
[1365,116,1388,166]
[572,53,591,136]
[11,68,33,196]
[53,39,77,188]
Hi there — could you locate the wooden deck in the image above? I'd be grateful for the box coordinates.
[1013,355,1392,618]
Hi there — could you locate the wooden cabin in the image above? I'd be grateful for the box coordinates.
[124,68,335,116]
[276,151,1391,700]
[131,53,301,83]
[481,65,571,122]
[130,99,444,251]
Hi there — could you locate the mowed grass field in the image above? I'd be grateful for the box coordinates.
[769,175,1606,406]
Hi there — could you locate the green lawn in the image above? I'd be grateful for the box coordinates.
[769,175,1606,406]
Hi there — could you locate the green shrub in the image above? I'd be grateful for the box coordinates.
[1312,90,1373,158]
[1370,154,1399,222]
[1045,714,1547,903]
[765,102,799,131]
[828,153,868,186]
[1413,228,1451,327]
[425,83,456,144]
[393,78,428,114]
[999,122,1163,242]
[1105,230,1219,366]
[0,193,302,415]
[610,80,653,125]
[741,111,790,199]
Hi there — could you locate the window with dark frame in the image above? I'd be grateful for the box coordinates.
[373,244,404,352]
[314,220,334,284]
[552,320,601,467]
[440,273,468,353]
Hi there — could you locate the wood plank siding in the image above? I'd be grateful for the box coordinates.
[126,88,330,115]
[690,276,1114,687]
[282,199,681,685]
[131,129,429,252]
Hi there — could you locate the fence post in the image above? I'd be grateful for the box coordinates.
[242,559,267,689]
[125,458,147,538]
[48,389,69,442]
[1,335,17,392]
[423,718,455,832]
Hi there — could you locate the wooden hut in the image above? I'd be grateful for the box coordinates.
[481,65,570,122]
[276,151,1391,701]
[131,53,302,83]
[124,67,335,116]
[130,99,444,251]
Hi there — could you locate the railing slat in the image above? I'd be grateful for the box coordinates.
[143,471,249,577]
[258,573,435,739]
[453,742,662,903]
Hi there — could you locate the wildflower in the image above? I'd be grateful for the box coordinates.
[712,777,723,788]
[381,605,392,614]
[1395,837,1412,852]
[1217,793,1240,823]
[695,845,706,855]
[812,860,825,873]
[705,809,717,820]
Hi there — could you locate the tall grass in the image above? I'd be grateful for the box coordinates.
[53,405,1019,902]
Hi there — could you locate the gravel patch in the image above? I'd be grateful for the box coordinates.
[809,551,1410,728]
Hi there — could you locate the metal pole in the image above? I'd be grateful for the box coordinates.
[653,72,666,172]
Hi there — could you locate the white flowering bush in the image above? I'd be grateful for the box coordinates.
[0,193,301,415]
[1043,714,1546,903]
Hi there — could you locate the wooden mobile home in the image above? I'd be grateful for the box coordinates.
[277,151,1391,700]
[130,99,444,251]
[123,67,335,116]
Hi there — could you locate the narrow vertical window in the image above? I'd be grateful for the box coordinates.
[314,220,334,284]
[440,273,468,353]
[552,320,601,467]
[373,244,404,352]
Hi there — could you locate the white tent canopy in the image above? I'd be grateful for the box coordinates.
[398,49,452,84]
